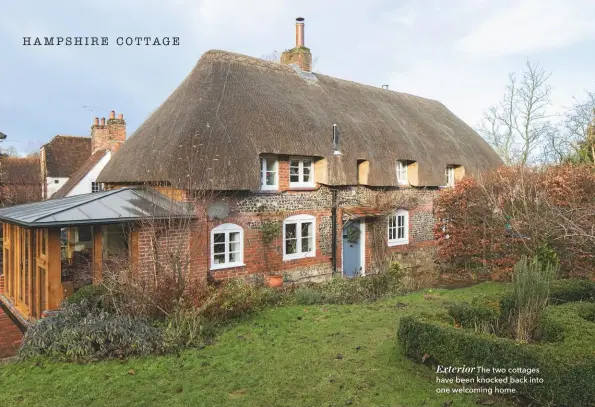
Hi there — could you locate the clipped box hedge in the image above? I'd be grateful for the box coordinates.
[398,315,595,407]
[499,279,595,323]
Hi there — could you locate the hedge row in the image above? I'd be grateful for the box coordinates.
[536,302,595,343]
[499,278,595,322]
[398,316,595,407]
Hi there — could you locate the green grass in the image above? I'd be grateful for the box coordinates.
[0,283,512,407]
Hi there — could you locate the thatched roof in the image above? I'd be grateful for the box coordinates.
[99,50,502,189]
[42,135,91,178]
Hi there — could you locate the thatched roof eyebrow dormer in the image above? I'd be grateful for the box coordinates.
[98,50,502,189]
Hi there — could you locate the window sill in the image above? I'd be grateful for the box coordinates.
[388,240,408,247]
[283,252,315,261]
[289,184,317,191]
[210,263,246,271]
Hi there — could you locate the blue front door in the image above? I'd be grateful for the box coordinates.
[342,220,363,278]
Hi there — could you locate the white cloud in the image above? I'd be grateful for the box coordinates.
[457,0,595,56]
[0,0,593,155]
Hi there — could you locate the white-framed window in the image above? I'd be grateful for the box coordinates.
[210,223,244,270]
[289,157,315,188]
[446,165,455,187]
[91,182,104,193]
[396,160,408,185]
[388,209,409,246]
[260,156,278,190]
[283,214,316,260]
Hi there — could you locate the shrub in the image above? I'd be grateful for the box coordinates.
[314,268,403,305]
[398,316,595,407]
[198,280,285,323]
[549,279,595,304]
[536,302,595,343]
[500,278,595,326]
[19,300,166,362]
[508,256,557,342]
[294,288,325,305]
[163,308,216,349]
[434,165,595,280]
[446,300,499,334]
[64,284,108,309]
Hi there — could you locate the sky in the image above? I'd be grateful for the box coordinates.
[1,0,594,156]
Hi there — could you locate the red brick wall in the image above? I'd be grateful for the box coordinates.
[0,306,23,358]
[91,114,126,154]
[137,220,196,280]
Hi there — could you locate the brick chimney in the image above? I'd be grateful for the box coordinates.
[280,17,312,72]
[91,111,126,154]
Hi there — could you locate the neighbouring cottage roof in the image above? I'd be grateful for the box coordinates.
[42,135,91,178]
[0,157,41,185]
[51,150,109,199]
[98,50,502,189]
[0,187,195,228]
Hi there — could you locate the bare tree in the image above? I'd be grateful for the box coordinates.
[478,61,553,165]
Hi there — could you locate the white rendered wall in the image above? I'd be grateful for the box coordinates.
[66,151,111,197]
[46,177,69,198]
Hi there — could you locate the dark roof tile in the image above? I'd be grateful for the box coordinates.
[52,150,109,199]
[43,135,91,178]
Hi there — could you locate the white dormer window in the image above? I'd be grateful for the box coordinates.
[396,161,408,185]
[388,209,409,246]
[446,165,455,187]
[289,157,315,188]
[260,156,278,190]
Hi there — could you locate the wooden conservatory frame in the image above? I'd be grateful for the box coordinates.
[2,224,104,321]
[0,188,194,322]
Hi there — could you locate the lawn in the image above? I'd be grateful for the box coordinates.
[0,283,513,407]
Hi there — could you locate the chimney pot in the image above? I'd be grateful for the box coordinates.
[109,111,115,119]
[94,117,99,126]
[100,117,106,126]
[118,113,124,120]
[296,17,305,48]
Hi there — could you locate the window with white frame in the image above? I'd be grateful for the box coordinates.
[91,182,104,193]
[211,223,244,269]
[260,156,278,190]
[387,209,409,246]
[396,160,408,185]
[283,214,316,260]
[445,165,455,187]
[289,157,315,188]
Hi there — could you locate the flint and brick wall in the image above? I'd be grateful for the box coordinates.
[132,167,440,282]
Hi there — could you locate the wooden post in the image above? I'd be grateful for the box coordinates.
[46,228,63,310]
[26,229,34,313]
[93,225,103,283]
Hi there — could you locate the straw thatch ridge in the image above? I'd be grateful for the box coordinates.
[98,50,502,189]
